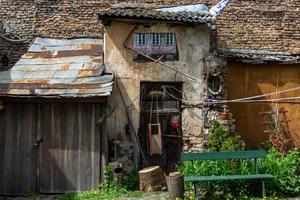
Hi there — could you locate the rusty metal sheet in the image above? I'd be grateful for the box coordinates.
[18,56,94,65]
[29,44,101,52]
[48,74,113,85]
[35,86,112,95]
[33,38,103,47]
[0,37,113,97]
[10,70,54,80]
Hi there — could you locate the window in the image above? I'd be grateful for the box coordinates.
[166,33,175,45]
[137,33,146,46]
[151,33,161,46]
[133,33,178,62]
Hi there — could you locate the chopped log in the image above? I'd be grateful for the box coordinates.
[166,172,184,200]
[139,166,166,192]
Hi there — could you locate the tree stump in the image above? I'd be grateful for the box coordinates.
[166,172,184,200]
[139,166,166,192]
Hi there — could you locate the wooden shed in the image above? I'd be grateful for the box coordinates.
[221,49,300,148]
[0,38,113,195]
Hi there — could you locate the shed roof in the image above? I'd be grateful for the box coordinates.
[219,48,300,64]
[99,5,213,24]
[0,37,113,97]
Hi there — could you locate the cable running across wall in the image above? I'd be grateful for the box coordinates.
[212,85,300,104]
[162,85,300,105]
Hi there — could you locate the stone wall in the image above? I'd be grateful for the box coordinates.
[1,0,299,67]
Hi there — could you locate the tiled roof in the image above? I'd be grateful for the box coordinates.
[219,48,300,64]
[99,7,213,24]
[0,37,113,97]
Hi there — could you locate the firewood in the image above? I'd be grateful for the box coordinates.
[166,172,184,200]
[139,166,166,192]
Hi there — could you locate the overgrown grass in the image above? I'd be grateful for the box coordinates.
[183,191,287,200]
[56,188,143,200]
[56,165,142,200]
[178,148,300,199]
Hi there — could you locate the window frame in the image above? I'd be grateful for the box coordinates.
[136,33,146,46]
[166,33,175,45]
[151,33,161,46]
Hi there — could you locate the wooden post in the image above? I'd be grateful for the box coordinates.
[166,172,184,200]
[139,166,166,192]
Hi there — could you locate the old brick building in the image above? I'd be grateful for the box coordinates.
[1,0,300,67]
[1,0,300,194]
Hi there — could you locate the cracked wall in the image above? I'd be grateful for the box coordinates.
[104,21,211,151]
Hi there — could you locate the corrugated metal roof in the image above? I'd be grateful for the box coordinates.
[0,37,113,97]
[98,7,213,24]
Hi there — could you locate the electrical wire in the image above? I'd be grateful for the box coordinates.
[212,85,300,103]
[163,86,300,105]
[162,85,205,100]
[162,87,203,105]
[0,31,26,44]
[222,96,300,103]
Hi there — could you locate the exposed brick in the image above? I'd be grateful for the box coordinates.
[1,0,299,67]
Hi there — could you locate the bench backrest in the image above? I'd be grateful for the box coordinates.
[181,150,267,161]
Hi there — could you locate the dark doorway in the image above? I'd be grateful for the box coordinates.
[139,82,182,171]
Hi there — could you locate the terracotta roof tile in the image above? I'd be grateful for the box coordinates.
[99,8,213,24]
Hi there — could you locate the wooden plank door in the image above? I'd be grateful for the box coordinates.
[0,103,38,195]
[38,103,101,193]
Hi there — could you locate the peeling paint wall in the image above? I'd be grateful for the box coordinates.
[104,21,211,151]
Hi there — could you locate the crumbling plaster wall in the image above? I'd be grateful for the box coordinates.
[104,21,211,151]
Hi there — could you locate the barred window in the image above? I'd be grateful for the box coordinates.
[166,33,175,45]
[151,33,161,46]
[133,32,178,62]
[137,33,146,46]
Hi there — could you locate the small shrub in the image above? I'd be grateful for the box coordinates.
[208,121,245,152]
[100,164,114,190]
[259,148,300,196]
[178,148,300,198]
[122,170,140,191]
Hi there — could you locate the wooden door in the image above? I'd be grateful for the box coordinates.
[0,103,38,195]
[228,62,300,147]
[39,103,101,193]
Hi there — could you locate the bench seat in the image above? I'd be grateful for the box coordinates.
[181,150,274,199]
[185,174,273,182]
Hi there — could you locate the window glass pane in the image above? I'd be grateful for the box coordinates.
[152,33,160,45]
[135,33,146,46]
[166,33,175,45]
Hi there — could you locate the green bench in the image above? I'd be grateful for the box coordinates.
[181,150,273,199]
